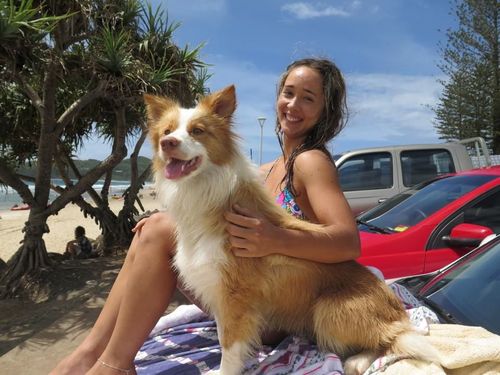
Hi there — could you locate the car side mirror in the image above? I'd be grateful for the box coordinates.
[442,223,494,249]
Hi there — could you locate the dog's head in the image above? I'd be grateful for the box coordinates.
[144,85,238,181]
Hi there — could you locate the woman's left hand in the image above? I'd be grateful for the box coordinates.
[224,204,280,257]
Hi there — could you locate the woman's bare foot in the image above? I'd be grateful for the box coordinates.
[49,347,97,375]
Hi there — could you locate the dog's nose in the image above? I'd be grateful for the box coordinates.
[161,136,180,150]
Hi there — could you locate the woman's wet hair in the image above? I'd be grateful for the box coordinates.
[276,57,348,195]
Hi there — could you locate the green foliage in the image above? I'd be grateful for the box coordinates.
[0,0,67,41]
[1,0,211,164]
[139,1,179,43]
[0,0,211,282]
[434,0,500,152]
[96,27,133,76]
[0,81,38,163]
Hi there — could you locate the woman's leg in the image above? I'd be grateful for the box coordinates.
[50,213,178,375]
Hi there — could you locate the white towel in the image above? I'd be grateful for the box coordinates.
[149,304,208,337]
[371,324,500,375]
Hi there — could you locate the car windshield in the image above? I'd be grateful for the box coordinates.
[357,174,495,232]
[419,239,500,334]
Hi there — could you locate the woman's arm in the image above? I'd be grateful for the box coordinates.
[280,150,360,262]
[225,150,360,263]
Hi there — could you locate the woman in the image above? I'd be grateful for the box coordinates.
[51,57,360,375]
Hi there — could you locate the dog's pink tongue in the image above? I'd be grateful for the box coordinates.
[165,159,187,179]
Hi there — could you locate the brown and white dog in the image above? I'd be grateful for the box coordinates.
[144,86,438,375]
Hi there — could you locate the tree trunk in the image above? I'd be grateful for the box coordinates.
[98,209,123,255]
[0,212,51,298]
[493,92,500,153]
[115,125,150,244]
[116,168,150,248]
[0,69,107,298]
[0,61,60,298]
[491,3,500,153]
[59,105,131,254]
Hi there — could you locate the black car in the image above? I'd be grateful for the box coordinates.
[396,234,500,335]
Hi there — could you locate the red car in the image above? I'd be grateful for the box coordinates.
[356,166,500,279]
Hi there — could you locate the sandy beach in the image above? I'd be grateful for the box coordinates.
[0,188,160,263]
[0,188,192,374]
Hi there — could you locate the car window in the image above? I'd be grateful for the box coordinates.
[428,188,500,249]
[463,190,500,232]
[338,152,393,191]
[421,240,500,334]
[401,149,455,187]
[358,174,496,232]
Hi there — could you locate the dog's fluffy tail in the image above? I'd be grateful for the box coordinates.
[343,326,441,375]
[390,328,440,365]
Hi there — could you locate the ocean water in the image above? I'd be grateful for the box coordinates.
[0,178,133,211]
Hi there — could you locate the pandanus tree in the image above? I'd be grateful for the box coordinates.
[0,0,210,297]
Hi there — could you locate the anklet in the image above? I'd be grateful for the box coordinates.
[97,358,134,374]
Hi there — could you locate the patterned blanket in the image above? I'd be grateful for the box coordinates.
[134,284,440,375]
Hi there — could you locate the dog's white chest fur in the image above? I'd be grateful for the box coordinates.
[155,159,256,310]
[174,233,227,309]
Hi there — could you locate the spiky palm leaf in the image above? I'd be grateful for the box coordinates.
[0,0,65,39]
[96,26,134,76]
[138,1,179,50]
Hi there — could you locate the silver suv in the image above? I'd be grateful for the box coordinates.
[334,142,478,215]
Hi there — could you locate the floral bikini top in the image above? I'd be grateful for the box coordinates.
[276,186,306,220]
[266,159,306,220]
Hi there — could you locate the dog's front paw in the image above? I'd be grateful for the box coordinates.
[344,351,378,375]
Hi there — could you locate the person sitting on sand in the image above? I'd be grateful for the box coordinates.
[65,226,93,259]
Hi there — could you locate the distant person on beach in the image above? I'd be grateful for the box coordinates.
[65,226,93,259]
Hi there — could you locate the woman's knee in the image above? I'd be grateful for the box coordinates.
[133,212,177,255]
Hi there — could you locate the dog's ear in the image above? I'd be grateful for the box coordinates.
[143,94,177,125]
[201,85,236,120]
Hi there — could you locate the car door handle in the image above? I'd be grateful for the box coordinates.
[378,198,387,203]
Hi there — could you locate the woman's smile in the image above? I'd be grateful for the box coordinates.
[284,112,302,123]
[277,66,324,141]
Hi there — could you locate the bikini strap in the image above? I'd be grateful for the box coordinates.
[264,158,280,182]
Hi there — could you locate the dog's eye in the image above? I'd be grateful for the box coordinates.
[163,129,171,135]
[191,127,204,135]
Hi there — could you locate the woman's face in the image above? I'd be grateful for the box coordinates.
[277,66,325,141]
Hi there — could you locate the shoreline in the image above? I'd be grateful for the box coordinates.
[0,189,160,262]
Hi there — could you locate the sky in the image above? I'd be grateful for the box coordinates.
[78,0,457,164]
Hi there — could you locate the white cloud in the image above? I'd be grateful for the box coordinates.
[282,2,350,19]
[338,73,444,148]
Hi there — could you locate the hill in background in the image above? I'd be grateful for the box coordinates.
[16,156,152,182]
